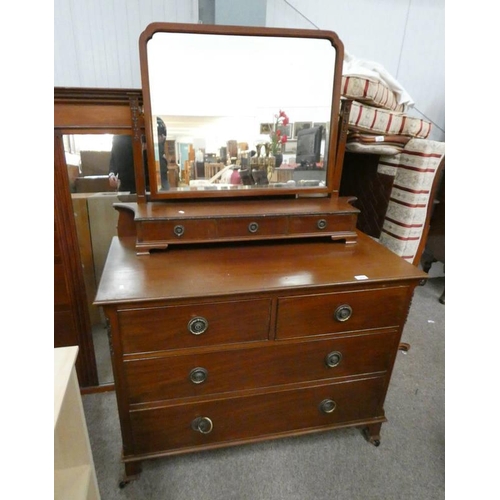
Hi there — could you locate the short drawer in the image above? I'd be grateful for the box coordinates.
[138,219,217,242]
[125,331,398,404]
[288,214,356,235]
[217,216,287,238]
[129,376,386,455]
[276,286,409,339]
[118,298,271,354]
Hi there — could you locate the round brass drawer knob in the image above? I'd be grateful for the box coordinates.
[190,367,208,384]
[248,221,259,233]
[174,224,185,237]
[317,219,327,230]
[325,351,343,368]
[334,304,352,322]
[192,416,213,434]
[188,317,209,335]
[319,399,337,414]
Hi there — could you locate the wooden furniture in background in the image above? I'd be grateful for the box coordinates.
[421,169,445,303]
[54,87,144,389]
[54,346,100,499]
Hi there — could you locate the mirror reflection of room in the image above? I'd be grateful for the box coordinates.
[63,132,146,386]
[146,32,336,193]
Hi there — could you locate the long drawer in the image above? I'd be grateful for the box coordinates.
[129,376,386,455]
[276,286,409,339]
[124,331,398,404]
[118,298,272,354]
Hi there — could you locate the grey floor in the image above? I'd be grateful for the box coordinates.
[83,265,445,500]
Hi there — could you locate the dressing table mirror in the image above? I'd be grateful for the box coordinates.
[140,23,343,198]
[115,23,360,253]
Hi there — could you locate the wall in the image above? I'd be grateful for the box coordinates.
[54,0,199,88]
[54,0,444,140]
[266,0,445,141]
[215,0,266,26]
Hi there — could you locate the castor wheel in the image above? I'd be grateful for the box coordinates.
[119,480,130,489]
[372,439,381,447]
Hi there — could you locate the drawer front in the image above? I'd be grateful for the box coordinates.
[125,331,398,404]
[217,216,287,239]
[288,214,356,235]
[129,376,386,455]
[139,219,217,242]
[276,286,409,339]
[119,299,271,354]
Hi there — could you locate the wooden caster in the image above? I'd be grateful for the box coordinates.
[363,422,382,446]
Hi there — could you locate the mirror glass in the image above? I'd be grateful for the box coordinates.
[144,29,339,196]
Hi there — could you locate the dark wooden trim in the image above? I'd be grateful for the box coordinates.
[81,383,115,395]
[413,156,445,267]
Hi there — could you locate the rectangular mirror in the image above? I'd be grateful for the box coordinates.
[139,23,344,199]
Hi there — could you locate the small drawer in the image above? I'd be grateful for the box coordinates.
[129,376,386,455]
[124,331,398,404]
[118,298,271,354]
[217,216,287,239]
[138,219,217,242]
[288,214,356,235]
[276,286,409,339]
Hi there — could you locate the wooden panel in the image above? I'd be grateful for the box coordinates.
[54,103,133,129]
[276,286,409,339]
[95,233,426,305]
[118,299,272,354]
[288,214,357,235]
[129,376,386,455]
[124,330,398,404]
[138,219,217,243]
[217,217,287,238]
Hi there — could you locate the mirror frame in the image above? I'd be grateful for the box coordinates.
[139,23,344,200]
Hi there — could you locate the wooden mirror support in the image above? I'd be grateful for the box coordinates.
[116,23,357,254]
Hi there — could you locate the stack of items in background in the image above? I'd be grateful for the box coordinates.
[339,55,445,266]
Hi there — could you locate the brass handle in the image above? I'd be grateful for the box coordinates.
[191,416,213,434]
[174,224,185,237]
[190,367,208,384]
[325,351,342,368]
[317,219,327,230]
[319,399,337,414]
[188,316,209,335]
[248,221,259,233]
[334,304,352,322]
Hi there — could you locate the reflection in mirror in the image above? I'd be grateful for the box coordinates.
[63,133,149,194]
[144,29,338,195]
[62,132,146,385]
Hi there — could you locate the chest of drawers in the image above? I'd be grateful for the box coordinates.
[95,232,425,483]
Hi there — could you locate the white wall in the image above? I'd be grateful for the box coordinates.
[54,0,444,140]
[266,0,445,141]
[54,0,199,88]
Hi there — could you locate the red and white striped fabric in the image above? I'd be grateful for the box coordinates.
[378,138,445,264]
[348,100,432,139]
[342,75,406,112]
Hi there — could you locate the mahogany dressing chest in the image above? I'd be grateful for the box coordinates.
[94,23,427,485]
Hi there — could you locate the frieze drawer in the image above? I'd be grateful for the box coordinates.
[129,376,386,456]
[288,213,357,235]
[118,298,272,354]
[276,286,409,339]
[124,330,399,404]
[216,216,288,238]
